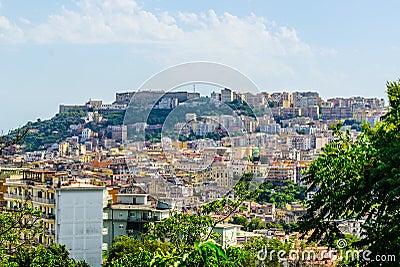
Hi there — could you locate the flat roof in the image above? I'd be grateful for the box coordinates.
[110,204,170,212]
[57,184,104,190]
[116,193,149,196]
[215,223,241,229]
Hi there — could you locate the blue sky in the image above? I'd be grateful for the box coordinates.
[1,0,399,132]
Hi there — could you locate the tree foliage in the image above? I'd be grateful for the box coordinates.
[257,180,306,208]
[0,202,43,256]
[105,234,293,267]
[4,244,89,267]
[145,213,217,248]
[10,109,86,151]
[0,128,28,154]
[0,202,87,266]
[299,79,400,266]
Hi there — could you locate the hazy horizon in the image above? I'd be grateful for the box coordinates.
[1,0,398,132]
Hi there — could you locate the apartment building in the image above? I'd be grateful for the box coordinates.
[336,219,365,239]
[321,107,352,120]
[2,168,104,267]
[292,92,320,108]
[0,172,8,206]
[221,88,235,103]
[286,135,315,151]
[195,161,235,188]
[102,193,171,251]
[266,161,297,183]
[246,162,268,178]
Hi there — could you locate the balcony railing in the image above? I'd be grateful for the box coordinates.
[31,196,55,205]
[44,230,55,236]
[4,193,55,205]
[128,216,160,222]
[4,193,27,200]
[43,213,55,220]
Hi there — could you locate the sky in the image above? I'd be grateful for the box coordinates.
[1,0,400,132]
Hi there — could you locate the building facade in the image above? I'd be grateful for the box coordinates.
[2,169,104,267]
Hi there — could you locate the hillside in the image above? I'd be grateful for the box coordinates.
[7,109,125,152]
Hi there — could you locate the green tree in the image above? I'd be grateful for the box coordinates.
[242,236,293,266]
[145,213,217,248]
[105,237,254,267]
[104,171,297,266]
[299,79,400,266]
[231,215,249,231]
[257,180,306,208]
[5,244,89,267]
[248,218,266,232]
[0,128,28,154]
[9,109,86,151]
[0,201,43,256]
[0,202,87,266]
[105,236,168,267]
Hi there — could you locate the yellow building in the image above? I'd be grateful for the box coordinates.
[3,169,67,245]
[246,162,268,177]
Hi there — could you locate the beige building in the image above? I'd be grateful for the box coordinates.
[266,161,297,183]
[3,168,104,266]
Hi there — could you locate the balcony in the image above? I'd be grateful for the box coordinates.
[4,193,28,201]
[42,213,55,220]
[31,196,55,205]
[4,193,55,205]
[128,216,160,222]
[44,230,55,236]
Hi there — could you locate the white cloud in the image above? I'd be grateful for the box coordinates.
[146,10,314,78]
[18,17,31,25]
[30,0,182,43]
[178,12,198,25]
[0,16,24,43]
[22,1,311,56]
[0,0,332,86]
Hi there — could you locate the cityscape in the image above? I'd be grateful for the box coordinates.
[1,1,400,266]
[0,84,391,266]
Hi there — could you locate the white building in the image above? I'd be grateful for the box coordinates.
[81,128,92,141]
[195,123,215,136]
[214,223,240,248]
[3,169,104,267]
[56,187,104,267]
[287,135,315,151]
